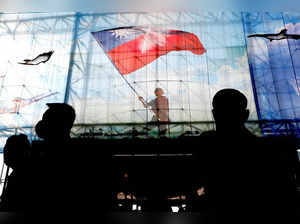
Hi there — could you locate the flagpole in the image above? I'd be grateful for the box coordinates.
[96,38,147,105]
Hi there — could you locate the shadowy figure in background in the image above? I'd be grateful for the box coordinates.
[202,88,254,138]
[202,89,260,203]
[30,103,112,214]
[197,89,260,219]
[35,103,75,143]
[28,103,76,211]
[198,88,299,222]
[0,134,31,211]
[202,89,256,202]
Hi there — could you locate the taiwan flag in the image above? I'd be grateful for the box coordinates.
[91,26,206,75]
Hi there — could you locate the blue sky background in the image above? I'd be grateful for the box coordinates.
[1,0,300,13]
[244,13,300,124]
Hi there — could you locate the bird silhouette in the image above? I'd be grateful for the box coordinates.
[18,51,54,65]
[248,28,300,41]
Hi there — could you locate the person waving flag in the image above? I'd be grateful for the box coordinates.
[92,26,206,75]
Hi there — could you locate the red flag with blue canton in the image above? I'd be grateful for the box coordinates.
[91,26,206,75]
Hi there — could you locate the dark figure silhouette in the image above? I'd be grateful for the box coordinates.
[29,103,112,215]
[209,88,254,138]
[248,28,300,41]
[198,89,299,222]
[0,134,31,211]
[28,103,77,211]
[18,51,54,65]
[35,103,75,142]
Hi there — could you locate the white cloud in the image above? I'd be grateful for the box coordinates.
[276,23,300,34]
[214,54,258,119]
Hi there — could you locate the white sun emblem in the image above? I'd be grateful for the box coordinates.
[139,28,167,53]
[110,29,136,39]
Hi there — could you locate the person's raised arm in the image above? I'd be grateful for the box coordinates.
[138,96,148,108]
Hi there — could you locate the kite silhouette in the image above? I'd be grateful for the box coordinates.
[18,51,54,65]
[248,28,300,41]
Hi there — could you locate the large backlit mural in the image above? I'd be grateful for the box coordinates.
[0,12,299,140]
